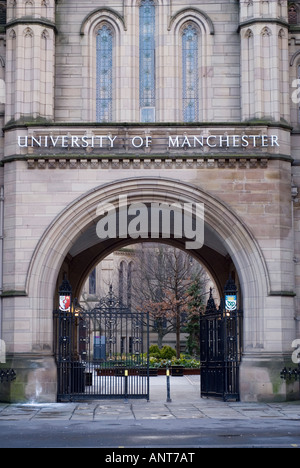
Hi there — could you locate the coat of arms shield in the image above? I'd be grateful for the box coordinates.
[225,295,237,311]
[59,295,71,312]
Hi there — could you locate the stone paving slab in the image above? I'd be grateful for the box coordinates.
[1,400,300,421]
[0,376,300,422]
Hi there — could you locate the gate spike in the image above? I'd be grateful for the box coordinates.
[224,274,237,294]
[205,288,216,313]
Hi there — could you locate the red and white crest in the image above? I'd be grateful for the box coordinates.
[59,295,71,312]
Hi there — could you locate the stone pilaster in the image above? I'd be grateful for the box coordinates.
[5,0,56,123]
[239,0,290,122]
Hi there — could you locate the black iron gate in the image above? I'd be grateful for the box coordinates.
[200,277,242,401]
[54,281,149,401]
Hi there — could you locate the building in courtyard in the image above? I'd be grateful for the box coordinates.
[0,0,300,402]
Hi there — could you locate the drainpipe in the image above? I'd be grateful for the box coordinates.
[292,183,299,338]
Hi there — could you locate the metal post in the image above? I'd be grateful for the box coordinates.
[166,368,172,402]
[124,369,128,403]
[147,312,150,402]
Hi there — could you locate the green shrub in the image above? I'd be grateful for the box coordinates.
[149,345,161,358]
[160,345,176,359]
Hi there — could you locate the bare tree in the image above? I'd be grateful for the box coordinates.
[131,243,209,357]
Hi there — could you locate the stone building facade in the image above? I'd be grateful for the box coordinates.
[0,0,300,402]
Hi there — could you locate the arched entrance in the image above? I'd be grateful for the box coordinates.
[54,265,242,402]
[26,177,270,402]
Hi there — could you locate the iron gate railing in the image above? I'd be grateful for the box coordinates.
[200,278,243,401]
[54,284,149,401]
[0,369,16,384]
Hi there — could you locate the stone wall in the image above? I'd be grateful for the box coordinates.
[0,0,299,402]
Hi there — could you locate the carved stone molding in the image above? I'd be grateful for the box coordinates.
[26,157,269,170]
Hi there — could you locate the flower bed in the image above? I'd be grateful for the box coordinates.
[95,367,200,377]
[94,353,201,376]
[149,356,200,370]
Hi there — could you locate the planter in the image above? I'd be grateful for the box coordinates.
[155,368,200,375]
[171,366,184,376]
[95,367,200,377]
[95,367,158,377]
[114,367,126,376]
[96,368,116,376]
[184,368,200,375]
[138,368,158,377]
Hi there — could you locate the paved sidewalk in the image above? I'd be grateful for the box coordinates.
[0,375,300,422]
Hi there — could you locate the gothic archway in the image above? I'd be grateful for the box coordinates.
[26,177,270,400]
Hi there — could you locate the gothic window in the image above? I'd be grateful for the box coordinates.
[25,0,34,16]
[261,0,269,16]
[182,24,199,122]
[298,64,300,123]
[89,268,96,295]
[119,261,125,304]
[139,0,156,122]
[0,4,6,25]
[289,3,299,24]
[96,24,113,122]
[127,262,132,308]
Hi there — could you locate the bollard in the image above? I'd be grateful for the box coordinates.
[124,369,129,403]
[166,368,172,402]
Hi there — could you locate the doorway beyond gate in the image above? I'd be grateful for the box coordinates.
[54,281,150,401]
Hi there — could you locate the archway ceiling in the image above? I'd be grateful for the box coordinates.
[68,222,228,259]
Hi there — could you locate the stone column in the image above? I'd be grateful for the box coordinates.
[238,0,297,402]
[5,0,56,123]
[0,0,57,403]
[239,0,289,122]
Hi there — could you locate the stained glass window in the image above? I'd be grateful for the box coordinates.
[96,25,113,122]
[139,0,155,122]
[289,4,298,25]
[127,262,132,308]
[182,24,199,122]
[298,65,300,123]
[119,261,125,304]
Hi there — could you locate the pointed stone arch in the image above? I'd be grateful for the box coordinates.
[80,7,126,36]
[26,177,270,356]
[168,8,214,121]
[80,8,125,122]
[168,7,215,35]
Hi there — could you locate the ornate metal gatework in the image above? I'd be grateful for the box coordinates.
[200,277,243,401]
[54,281,149,401]
[0,369,16,384]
